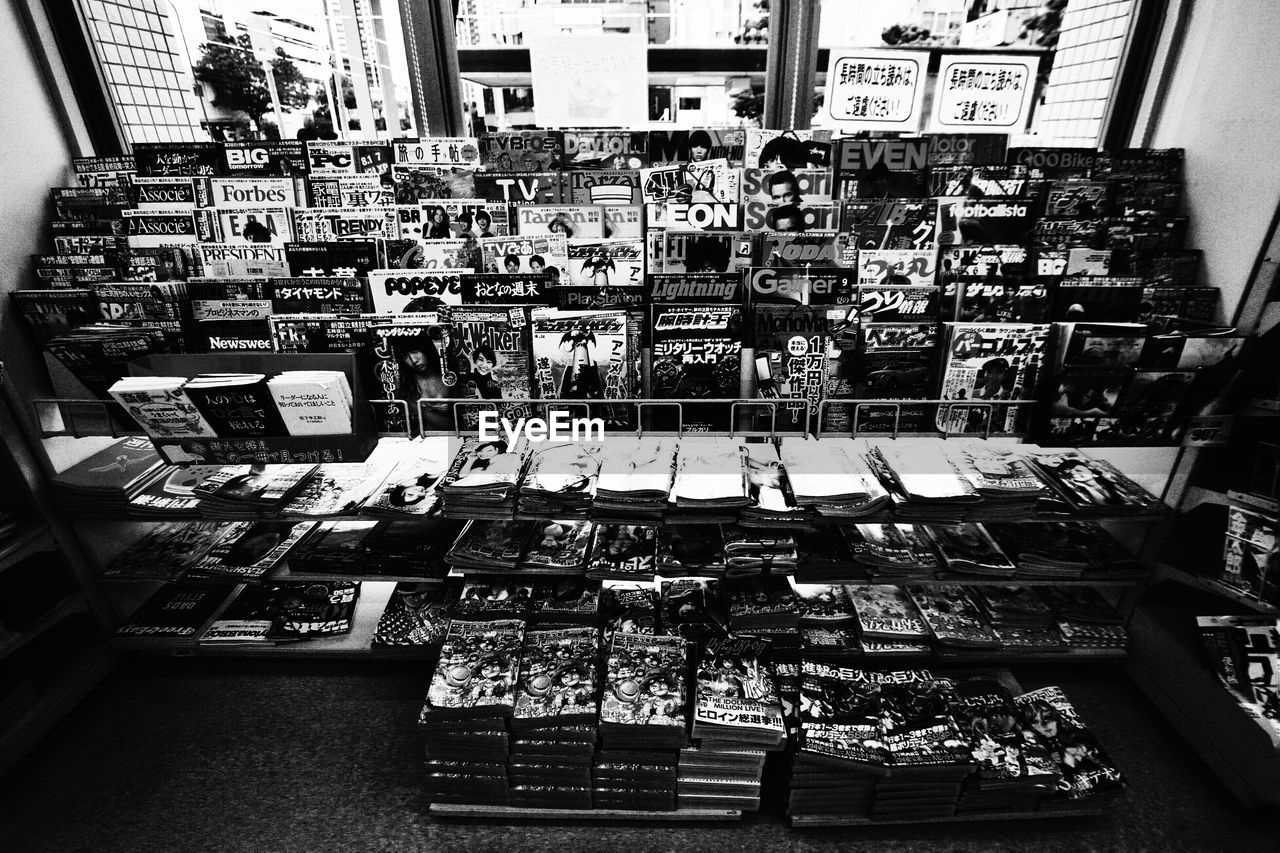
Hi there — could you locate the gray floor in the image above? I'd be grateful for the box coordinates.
[1,658,1278,852]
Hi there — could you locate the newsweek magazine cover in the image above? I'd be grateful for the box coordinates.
[529,308,630,402]
[565,238,645,288]
[937,323,1050,435]
[480,234,570,278]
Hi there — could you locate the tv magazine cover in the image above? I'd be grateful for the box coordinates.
[479,234,570,279]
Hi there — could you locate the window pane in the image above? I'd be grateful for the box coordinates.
[75,0,426,145]
[456,1,770,129]
[817,0,1138,146]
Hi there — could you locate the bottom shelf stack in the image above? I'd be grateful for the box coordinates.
[414,612,1125,825]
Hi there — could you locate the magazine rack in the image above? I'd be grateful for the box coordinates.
[368,396,1045,440]
[35,353,380,465]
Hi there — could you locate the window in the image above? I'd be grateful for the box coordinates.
[457,1,769,129]
[817,0,1140,147]
[72,0,425,146]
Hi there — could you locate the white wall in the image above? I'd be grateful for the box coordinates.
[0,0,78,410]
[1143,0,1280,323]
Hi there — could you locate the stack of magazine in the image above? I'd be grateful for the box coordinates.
[439,437,529,520]
[50,436,163,514]
[420,619,526,806]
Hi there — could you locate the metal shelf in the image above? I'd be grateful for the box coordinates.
[0,643,115,778]
[114,581,434,660]
[429,804,742,822]
[788,806,1109,827]
[0,594,90,662]
[0,524,53,573]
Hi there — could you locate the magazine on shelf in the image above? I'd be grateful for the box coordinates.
[424,619,525,719]
[185,520,318,581]
[512,626,599,726]
[797,660,890,771]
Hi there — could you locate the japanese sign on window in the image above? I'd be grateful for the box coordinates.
[931,54,1037,132]
[821,49,927,133]
[529,35,648,128]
